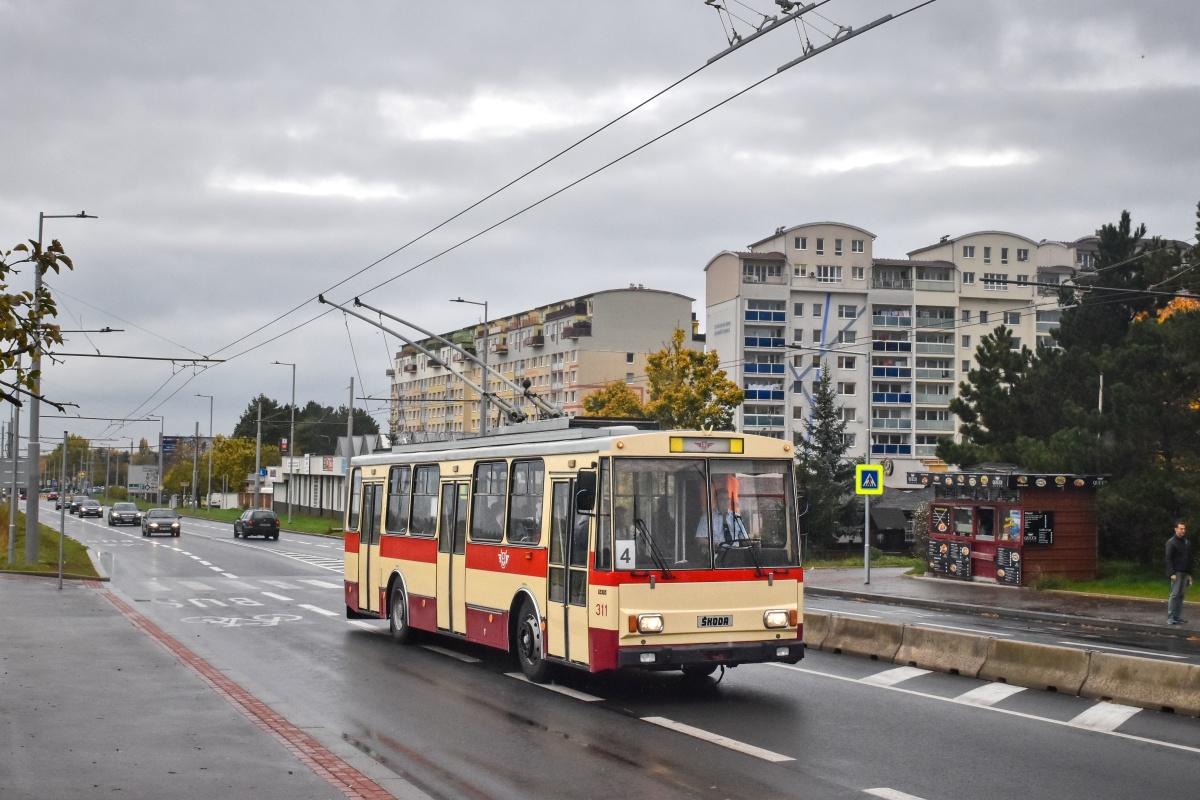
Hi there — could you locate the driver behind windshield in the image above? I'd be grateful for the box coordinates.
[696,488,749,556]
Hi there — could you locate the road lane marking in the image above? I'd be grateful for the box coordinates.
[422,644,481,663]
[954,683,1026,707]
[1056,641,1189,660]
[208,566,224,572]
[220,573,239,580]
[180,581,213,591]
[641,716,792,762]
[298,603,339,617]
[262,580,299,589]
[767,663,1200,755]
[1069,702,1141,732]
[865,789,929,800]
[348,620,380,632]
[915,622,1012,637]
[261,592,295,602]
[299,579,341,589]
[187,598,208,608]
[860,666,931,687]
[806,606,881,619]
[505,673,603,701]
[199,560,213,566]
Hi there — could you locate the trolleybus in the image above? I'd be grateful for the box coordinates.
[344,420,804,680]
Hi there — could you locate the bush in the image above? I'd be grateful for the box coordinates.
[105,486,128,502]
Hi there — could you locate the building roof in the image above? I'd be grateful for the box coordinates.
[747,221,877,249]
[908,230,1039,257]
[703,250,786,272]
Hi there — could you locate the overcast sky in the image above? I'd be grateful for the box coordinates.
[3,0,1197,448]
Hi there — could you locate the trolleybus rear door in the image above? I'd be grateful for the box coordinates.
[436,482,469,634]
[357,483,382,612]
[548,479,591,666]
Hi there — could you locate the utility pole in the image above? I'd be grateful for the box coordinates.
[157,417,164,505]
[8,401,19,563]
[58,430,67,590]
[191,421,200,508]
[195,394,213,509]
[105,447,112,504]
[271,363,296,524]
[253,400,262,510]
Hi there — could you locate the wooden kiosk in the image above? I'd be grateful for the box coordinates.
[907,470,1103,585]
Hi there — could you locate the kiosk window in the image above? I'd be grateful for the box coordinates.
[410,465,440,536]
[976,507,996,540]
[954,507,973,536]
[506,460,544,545]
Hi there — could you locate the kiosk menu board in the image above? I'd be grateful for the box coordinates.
[1023,511,1054,546]
[996,547,1022,585]
[927,540,972,580]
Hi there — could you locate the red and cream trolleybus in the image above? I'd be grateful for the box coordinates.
[343,419,804,681]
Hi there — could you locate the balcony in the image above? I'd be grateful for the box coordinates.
[526,334,545,347]
[914,368,954,381]
[915,418,955,431]
[545,300,589,322]
[742,274,788,285]
[745,336,786,349]
[871,366,912,379]
[872,315,913,328]
[871,417,912,430]
[743,414,785,428]
[492,342,509,355]
[915,444,939,457]
[563,320,592,338]
[871,444,913,456]
[915,342,954,355]
[872,392,912,404]
[915,316,955,329]
[915,279,954,292]
[744,363,786,375]
[744,389,786,401]
[915,392,951,405]
[1036,321,1059,332]
[872,340,912,353]
[745,310,787,322]
[871,277,912,290]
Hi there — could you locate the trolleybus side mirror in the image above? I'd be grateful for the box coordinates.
[575,470,597,514]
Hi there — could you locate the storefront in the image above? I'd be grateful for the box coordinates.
[907,470,1104,585]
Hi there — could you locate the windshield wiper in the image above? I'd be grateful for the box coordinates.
[633,518,672,577]
[719,514,765,576]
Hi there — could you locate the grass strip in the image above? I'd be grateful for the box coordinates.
[0,503,100,578]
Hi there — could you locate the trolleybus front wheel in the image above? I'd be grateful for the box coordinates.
[514,599,551,683]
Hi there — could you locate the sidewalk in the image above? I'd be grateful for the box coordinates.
[805,567,1199,638]
[0,574,355,800]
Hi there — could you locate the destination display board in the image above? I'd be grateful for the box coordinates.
[927,540,971,580]
[996,547,1022,585]
[1023,510,1054,546]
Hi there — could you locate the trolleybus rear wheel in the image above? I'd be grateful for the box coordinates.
[389,583,415,644]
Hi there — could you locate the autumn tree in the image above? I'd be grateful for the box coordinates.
[582,381,646,418]
[644,328,743,430]
[1,239,75,408]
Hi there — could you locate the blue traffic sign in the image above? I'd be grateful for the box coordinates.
[259,467,268,477]
[855,464,884,495]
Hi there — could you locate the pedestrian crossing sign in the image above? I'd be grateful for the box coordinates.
[855,464,884,495]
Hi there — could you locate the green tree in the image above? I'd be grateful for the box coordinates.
[582,381,646,418]
[232,395,378,455]
[644,328,743,430]
[795,361,857,551]
[0,239,74,408]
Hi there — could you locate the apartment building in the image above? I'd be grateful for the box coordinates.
[705,222,1084,483]
[390,287,698,438]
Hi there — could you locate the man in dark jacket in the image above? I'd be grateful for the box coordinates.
[1165,520,1193,625]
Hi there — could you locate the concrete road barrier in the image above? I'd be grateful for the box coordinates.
[802,611,830,650]
[825,615,903,661]
[978,639,1091,694]
[895,625,988,678]
[1081,652,1200,716]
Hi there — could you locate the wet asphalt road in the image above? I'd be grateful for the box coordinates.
[43,504,1200,800]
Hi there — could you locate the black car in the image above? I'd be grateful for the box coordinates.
[68,495,89,515]
[107,502,142,527]
[235,510,280,540]
[78,499,103,518]
[141,508,181,537]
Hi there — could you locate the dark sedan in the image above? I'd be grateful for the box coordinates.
[141,508,181,537]
[68,495,89,515]
[107,502,142,527]
[234,510,280,540]
[78,499,103,518]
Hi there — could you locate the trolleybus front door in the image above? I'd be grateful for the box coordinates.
[357,483,382,613]
[548,480,590,665]
[436,482,469,634]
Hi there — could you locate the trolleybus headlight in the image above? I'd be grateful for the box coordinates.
[637,614,664,634]
[763,609,790,629]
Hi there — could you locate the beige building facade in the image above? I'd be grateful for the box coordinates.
[390,288,699,439]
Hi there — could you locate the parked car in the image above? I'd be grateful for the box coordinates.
[234,509,280,540]
[78,499,103,518]
[68,495,89,515]
[141,508,181,537]
[107,502,142,527]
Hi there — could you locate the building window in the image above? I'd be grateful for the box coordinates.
[1016,274,1029,285]
[811,355,821,367]
[1001,247,1009,264]
[837,355,856,369]
[1010,337,1021,349]
[979,311,988,323]
[793,328,803,342]
[852,239,865,253]
[838,304,857,319]
[1017,248,1029,262]
[812,329,822,343]
[962,272,975,285]
[842,433,856,447]
[835,238,844,256]
[1004,312,1020,325]
[963,245,975,258]
[838,330,857,344]
[837,382,856,396]
[852,266,865,280]
[813,303,822,316]
[983,272,1007,291]
[961,335,970,348]
[507,460,544,545]
[796,236,807,250]
[983,246,992,263]
[839,407,856,422]
[625,352,634,363]
[961,309,971,322]
[815,265,842,283]
[815,238,825,255]
[793,302,805,317]
[961,360,970,372]
[625,372,634,383]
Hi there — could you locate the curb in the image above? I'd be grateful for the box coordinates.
[85,546,112,581]
[0,568,106,581]
[806,586,1197,640]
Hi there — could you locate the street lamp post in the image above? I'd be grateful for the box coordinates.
[26,211,98,561]
[450,297,489,437]
[271,362,296,524]
[195,394,213,509]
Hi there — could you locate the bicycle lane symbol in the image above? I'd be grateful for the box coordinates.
[180,614,303,628]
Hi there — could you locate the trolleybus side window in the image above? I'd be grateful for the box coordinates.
[506,459,544,545]
[594,459,612,570]
[385,465,411,535]
[347,468,362,532]
[471,461,507,543]
[410,465,440,537]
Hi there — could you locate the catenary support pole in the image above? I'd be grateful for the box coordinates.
[58,430,67,590]
[253,401,262,510]
[8,401,19,563]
